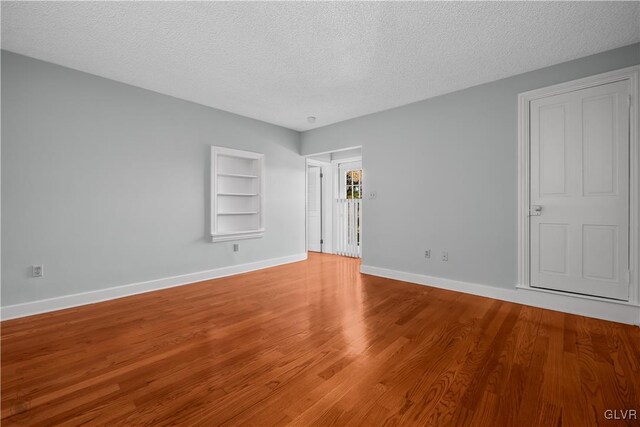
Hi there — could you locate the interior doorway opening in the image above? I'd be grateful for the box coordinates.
[306,147,362,258]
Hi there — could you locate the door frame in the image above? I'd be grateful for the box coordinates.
[306,158,332,253]
[517,65,640,305]
[332,156,363,257]
[332,157,363,198]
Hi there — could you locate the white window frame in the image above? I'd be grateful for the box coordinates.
[517,65,640,306]
[332,156,363,256]
[338,161,363,200]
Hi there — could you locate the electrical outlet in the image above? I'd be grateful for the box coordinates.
[441,251,448,262]
[32,265,44,278]
[368,191,377,199]
[424,250,431,259]
[233,244,239,252]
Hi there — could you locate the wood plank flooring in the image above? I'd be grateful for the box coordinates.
[2,253,639,426]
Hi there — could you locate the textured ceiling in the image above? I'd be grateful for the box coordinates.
[2,2,639,131]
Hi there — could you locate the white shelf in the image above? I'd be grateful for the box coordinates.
[215,228,265,236]
[217,173,259,179]
[211,228,265,242]
[211,146,265,243]
[218,211,259,215]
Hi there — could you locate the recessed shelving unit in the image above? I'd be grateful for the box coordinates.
[211,146,265,242]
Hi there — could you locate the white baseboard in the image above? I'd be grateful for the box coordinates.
[1,253,308,321]
[361,264,640,326]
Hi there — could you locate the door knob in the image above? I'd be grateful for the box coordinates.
[530,205,542,216]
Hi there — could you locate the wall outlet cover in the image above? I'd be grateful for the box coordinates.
[32,265,44,278]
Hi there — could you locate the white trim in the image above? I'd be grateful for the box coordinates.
[517,65,640,304]
[304,145,362,158]
[306,158,333,254]
[361,264,640,325]
[362,265,516,300]
[1,253,307,321]
[330,156,362,167]
[307,159,331,167]
[210,230,265,242]
[517,88,531,290]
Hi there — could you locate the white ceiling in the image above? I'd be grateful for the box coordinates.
[2,2,639,132]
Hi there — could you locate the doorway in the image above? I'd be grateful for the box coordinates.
[335,159,362,258]
[305,148,362,257]
[518,66,639,302]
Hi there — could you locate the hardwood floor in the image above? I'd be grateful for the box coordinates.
[2,253,639,426]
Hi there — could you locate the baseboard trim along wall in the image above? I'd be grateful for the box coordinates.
[361,265,640,326]
[4,255,637,324]
[1,253,308,321]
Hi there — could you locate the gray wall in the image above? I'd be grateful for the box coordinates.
[301,43,640,289]
[2,51,305,307]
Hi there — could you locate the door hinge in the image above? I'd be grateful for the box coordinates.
[320,239,324,244]
[320,172,324,178]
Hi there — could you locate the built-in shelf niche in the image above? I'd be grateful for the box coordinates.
[211,146,265,242]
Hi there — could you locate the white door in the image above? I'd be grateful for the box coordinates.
[336,160,362,257]
[530,79,630,300]
[307,166,322,252]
